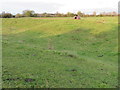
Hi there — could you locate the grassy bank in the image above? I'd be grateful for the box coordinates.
[2,17,118,88]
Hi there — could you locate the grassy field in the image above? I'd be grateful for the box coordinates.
[2,17,118,88]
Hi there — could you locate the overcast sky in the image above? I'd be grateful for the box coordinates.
[0,0,119,14]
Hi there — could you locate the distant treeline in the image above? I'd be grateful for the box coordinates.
[0,10,118,18]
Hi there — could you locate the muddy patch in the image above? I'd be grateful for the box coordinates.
[3,77,20,81]
[24,78,35,82]
[67,54,77,58]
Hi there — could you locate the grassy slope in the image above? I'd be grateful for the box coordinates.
[2,17,118,88]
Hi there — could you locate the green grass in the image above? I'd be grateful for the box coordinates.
[2,17,118,88]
